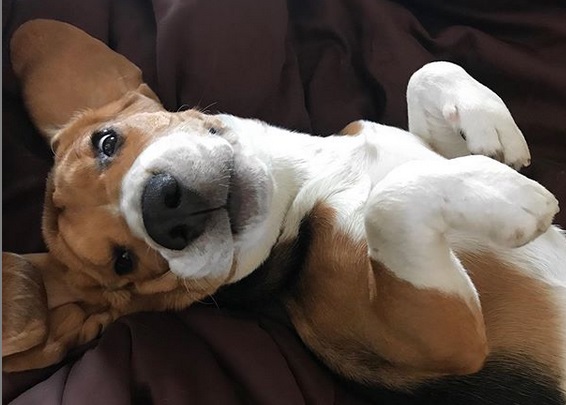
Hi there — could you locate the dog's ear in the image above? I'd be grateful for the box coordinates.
[2,252,116,372]
[10,19,161,140]
[2,253,49,358]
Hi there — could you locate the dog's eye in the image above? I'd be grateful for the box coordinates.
[92,128,120,157]
[114,248,134,276]
[209,127,218,135]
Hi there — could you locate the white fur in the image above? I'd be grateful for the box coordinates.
[407,61,531,169]
[364,155,558,301]
[121,131,235,278]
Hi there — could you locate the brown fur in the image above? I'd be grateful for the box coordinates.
[462,252,565,380]
[285,203,563,389]
[286,203,487,388]
[39,103,231,311]
[2,253,48,356]
[340,121,364,136]
[38,92,229,304]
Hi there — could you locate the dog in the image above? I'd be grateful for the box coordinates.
[3,19,566,404]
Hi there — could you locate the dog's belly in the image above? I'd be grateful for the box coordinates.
[378,248,566,404]
[350,122,444,185]
[217,209,566,401]
[463,250,566,381]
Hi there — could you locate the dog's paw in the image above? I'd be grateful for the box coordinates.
[408,62,531,170]
[442,91,530,170]
[443,156,558,247]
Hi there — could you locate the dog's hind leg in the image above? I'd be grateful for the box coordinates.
[365,155,558,292]
[286,155,558,390]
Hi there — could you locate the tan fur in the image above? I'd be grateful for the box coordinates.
[462,252,565,380]
[340,121,364,136]
[10,19,148,134]
[2,253,48,356]
[286,203,488,388]
[285,203,564,389]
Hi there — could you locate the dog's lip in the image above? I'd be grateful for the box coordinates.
[191,205,227,216]
[226,174,240,235]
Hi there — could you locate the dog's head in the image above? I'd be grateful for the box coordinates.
[4,19,277,370]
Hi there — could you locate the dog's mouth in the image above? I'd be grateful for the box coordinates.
[226,182,239,235]
[225,169,245,236]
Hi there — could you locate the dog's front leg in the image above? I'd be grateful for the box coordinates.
[407,61,530,169]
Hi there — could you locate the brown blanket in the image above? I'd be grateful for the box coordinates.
[3,0,566,403]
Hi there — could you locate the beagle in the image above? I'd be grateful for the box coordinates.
[3,19,566,404]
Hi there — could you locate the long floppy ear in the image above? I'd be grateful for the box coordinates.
[10,19,160,140]
[2,253,117,372]
[2,253,48,357]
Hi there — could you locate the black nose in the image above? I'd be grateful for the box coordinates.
[141,173,210,250]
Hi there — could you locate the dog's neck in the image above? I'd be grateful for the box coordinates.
[220,115,352,282]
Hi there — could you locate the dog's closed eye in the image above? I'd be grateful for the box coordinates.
[92,128,122,158]
[113,247,135,276]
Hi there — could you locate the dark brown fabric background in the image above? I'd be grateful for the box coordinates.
[3,0,566,403]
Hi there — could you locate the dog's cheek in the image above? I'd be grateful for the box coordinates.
[230,154,273,232]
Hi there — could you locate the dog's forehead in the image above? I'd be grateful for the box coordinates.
[121,111,176,130]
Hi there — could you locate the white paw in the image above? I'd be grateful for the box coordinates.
[409,62,531,170]
[442,156,558,248]
[442,89,531,170]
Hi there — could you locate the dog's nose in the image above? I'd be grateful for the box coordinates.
[141,173,209,250]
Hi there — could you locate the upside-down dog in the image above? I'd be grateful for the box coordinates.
[3,19,566,404]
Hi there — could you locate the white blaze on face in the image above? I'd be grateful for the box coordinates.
[119,118,281,282]
[120,131,236,279]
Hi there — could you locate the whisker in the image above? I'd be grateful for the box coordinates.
[200,101,218,115]
[207,291,220,310]
[196,278,220,309]
[182,278,209,305]
[177,104,191,112]
[193,278,220,308]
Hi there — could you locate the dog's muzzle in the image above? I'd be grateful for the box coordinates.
[141,173,217,250]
